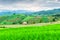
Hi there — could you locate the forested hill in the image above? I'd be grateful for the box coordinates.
[0,10,33,16]
[33,9,60,16]
[0,9,60,16]
[0,9,60,24]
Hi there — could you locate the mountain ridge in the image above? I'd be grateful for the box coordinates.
[0,9,60,16]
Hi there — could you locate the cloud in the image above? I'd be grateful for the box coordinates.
[0,0,60,11]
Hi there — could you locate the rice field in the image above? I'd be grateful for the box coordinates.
[0,24,60,40]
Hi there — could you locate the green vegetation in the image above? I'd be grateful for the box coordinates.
[0,9,60,24]
[0,24,60,40]
[0,13,59,25]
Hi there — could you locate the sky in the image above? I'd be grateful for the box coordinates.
[0,0,60,11]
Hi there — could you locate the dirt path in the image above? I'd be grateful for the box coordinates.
[0,21,60,28]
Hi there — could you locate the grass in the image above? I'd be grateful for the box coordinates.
[0,24,60,40]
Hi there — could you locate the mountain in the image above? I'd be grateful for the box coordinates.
[33,9,60,16]
[0,10,33,16]
[0,9,60,24]
[0,8,60,16]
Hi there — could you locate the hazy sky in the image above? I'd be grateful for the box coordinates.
[0,0,60,11]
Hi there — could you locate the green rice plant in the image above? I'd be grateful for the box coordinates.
[0,24,59,40]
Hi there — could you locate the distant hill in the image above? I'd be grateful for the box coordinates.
[0,9,60,24]
[0,8,60,16]
[33,9,60,16]
[0,10,33,16]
